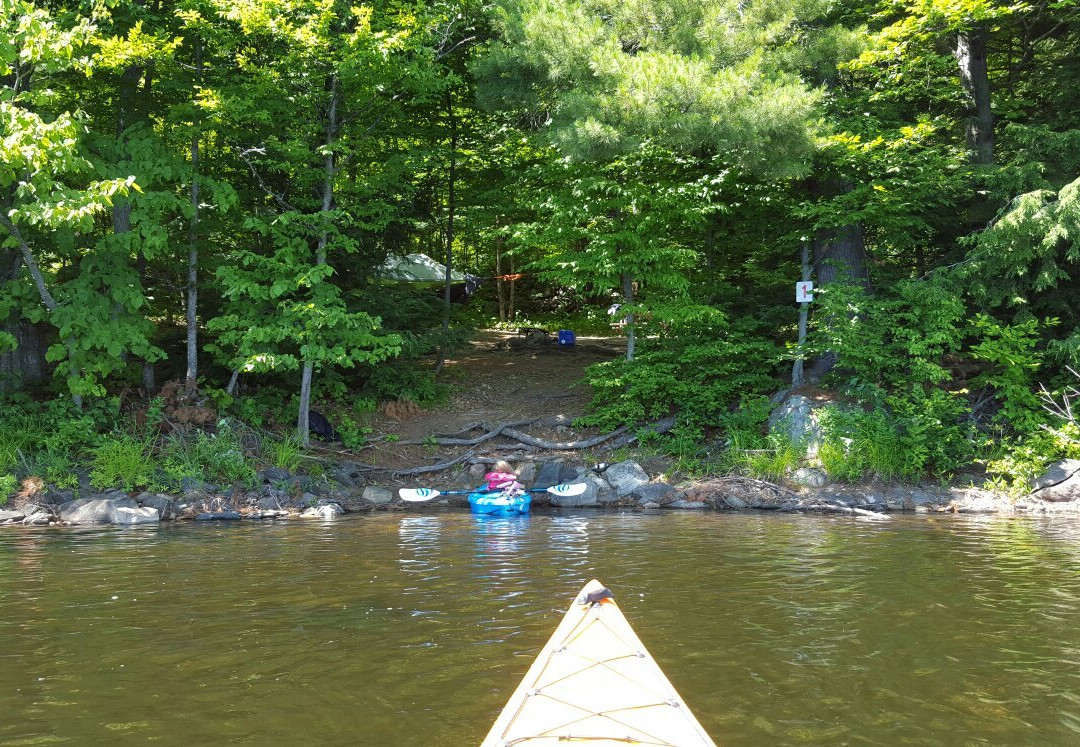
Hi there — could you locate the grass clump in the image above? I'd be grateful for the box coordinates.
[266,433,304,473]
[0,474,16,506]
[160,427,256,489]
[90,434,154,491]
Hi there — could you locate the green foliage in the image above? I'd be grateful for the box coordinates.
[740,430,804,481]
[578,325,780,430]
[809,276,966,401]
[159,426,256,489]
[477,0,824,170]
[818,406,907,481]
[90,433,154,491]
[0,473,15,506]
[266,434,304,474]
[333,415,374,449]
[969,314,1047,433]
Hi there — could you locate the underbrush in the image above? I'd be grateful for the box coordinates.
[576,326,781,432]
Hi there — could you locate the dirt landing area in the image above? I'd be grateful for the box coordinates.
[340,331,626,476]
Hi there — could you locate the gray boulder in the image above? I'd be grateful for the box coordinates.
[768,394,822,456]
[604,461,649,497]
[61,497,139,525]
[257,493,286,511]
[1030,459,1080,492]
[0,509,26,523]
[552,471,605,507]
[330,465,364,488]
[362,486,393,505]
[137,492,177,520]
[259,467,291,483]
[304,503,344,519]
[791,467,827,488]
[630,482,674,506]
[667,499,707,510]
[723,496,748,509]
[23,510,52,526]
[110,505,160,525]
[1033,472,1080,503]
[195,511,242,521]
[534,460,576,489]
[516,462,537,484]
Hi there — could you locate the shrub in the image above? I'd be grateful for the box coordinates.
[160,428,256,488]
[578,328,781,431]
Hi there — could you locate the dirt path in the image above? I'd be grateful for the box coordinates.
[339,330,626,475]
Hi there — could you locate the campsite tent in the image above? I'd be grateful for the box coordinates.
[378,253,480,302]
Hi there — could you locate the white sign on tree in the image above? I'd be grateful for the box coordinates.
[795,281,814,303]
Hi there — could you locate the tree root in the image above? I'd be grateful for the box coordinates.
[396,420,535,446]
[398,416,675,452]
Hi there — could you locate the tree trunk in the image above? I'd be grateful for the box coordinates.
[807,220,870,381]
[495,221,507,323]
[226,368,240,396]
[0,244,47,390]
[791,240,811,387]
[0,212,81,407]
[508,253,516,322]
[955,24,994,165]
[434,91,457,377]
[185,40,203,393]
[0,320,47,391]
[297,76,338,445]
[621,272,637,362]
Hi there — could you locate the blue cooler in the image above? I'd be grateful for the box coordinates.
[557,329,576,346]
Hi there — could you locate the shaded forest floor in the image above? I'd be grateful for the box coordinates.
[323,330,628,479]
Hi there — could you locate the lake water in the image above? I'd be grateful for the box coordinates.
[3,511,1080,745]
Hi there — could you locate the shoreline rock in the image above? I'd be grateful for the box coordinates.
[8,457,1080,529]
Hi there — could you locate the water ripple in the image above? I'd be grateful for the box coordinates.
[3,513,1080,744]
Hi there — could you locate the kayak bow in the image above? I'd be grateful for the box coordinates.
[480,579,716,746]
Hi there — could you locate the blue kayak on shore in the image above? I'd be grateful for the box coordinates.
[468,490,531,515]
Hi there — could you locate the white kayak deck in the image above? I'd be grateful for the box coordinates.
[480,579,716,746]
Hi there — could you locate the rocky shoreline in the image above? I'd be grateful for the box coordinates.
[2,457,1079,528]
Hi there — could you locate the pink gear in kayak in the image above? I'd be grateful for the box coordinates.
[484,471,523,495]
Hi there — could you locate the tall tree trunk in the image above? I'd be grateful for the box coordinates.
[434,92,457,376]
[791,240,811,387]
[508,253,516,322]
[955,24,994,165]
[0,243,46,390]
[297,77,338,445]
[495,219,507,323]
[185,40,203,393]
[0,212,81,407]
[807,220,870,382]
[621,272,637,362]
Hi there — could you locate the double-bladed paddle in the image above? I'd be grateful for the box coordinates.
[398,483,587,502]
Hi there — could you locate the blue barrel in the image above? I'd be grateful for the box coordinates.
[557,329,576,346]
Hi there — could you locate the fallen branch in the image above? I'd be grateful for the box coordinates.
[702,474,799,500]
[397,420,535,447]
[501,426,629,450]
[389,450,476,477]
[800,501,892,521]
[602,416,677,451]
